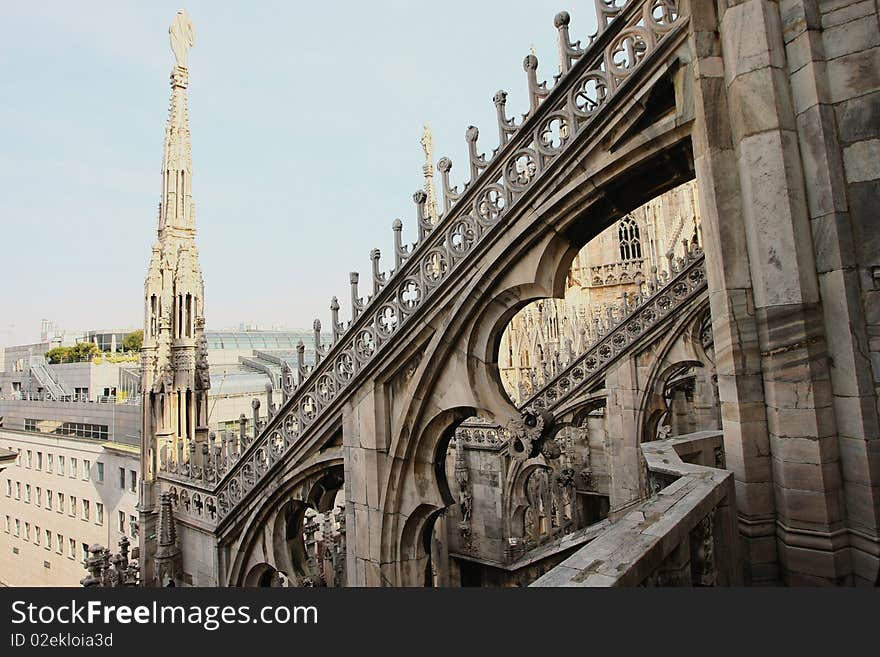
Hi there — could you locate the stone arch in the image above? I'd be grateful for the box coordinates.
[638,300,716,443]
[372,101,698,585]
[388,407,478,586]
[398,504,447,588]
[243,563,278,588]
[465,231,581,410]
[505,459,551,542]
[223,456,344,587]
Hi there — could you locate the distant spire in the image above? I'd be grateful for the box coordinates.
[420,124,439,225]
[159,12,196,236]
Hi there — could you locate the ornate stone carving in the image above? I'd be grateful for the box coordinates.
[690,512,717,586]
[181,0,687,521]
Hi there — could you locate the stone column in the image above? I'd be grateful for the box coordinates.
[342,383,390,586]
[778,0,880,586]
[693,0,856,584]
[690,0,779,584]
[605,356,643,509]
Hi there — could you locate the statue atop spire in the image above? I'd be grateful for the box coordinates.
[169,9,195,69]
[420,124,439,225]
[140,8,209,587]
[420,124,434,161]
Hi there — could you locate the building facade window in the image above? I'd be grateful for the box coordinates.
[96,503,104,525]
[58,455,64,476]
[36,452,43,470]
[47,453,53,471]
[56,422,108,440]
[35,525,40,545]
[69,496,76,517]
[130,515,138,538]
[35,487,41,507]
[70,458,77,478]
[68,537,75,559]
[24,419,38,432]
[128,470,137,493]
[58,493,64,514]
[45,529,51,549]
[4,515,9,533]
[118,511,125,533]
[46,490,53,510]
[56,533,62,553]
[618,216,642,261]
[119,467,125,488]
[26,451,32,468]
[4,479,9,497]
[83,460,90,481]
[25,484,31,503]
[96,462,104,483]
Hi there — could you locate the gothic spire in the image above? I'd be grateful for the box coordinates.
[420,124,439,225]
[159,10,196,237]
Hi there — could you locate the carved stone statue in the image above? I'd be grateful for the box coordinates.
[169,10,195,68]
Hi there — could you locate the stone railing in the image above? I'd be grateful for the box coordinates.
[588,258,647,287]
[523,245,705,414]
[459,244,704,441]
[163,1,689,523]
[530,430,741,586]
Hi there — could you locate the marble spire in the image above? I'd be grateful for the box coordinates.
[420,124,440,225]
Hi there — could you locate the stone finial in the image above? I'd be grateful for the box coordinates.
[252,398,261,431]
[349,272,363,319]
[158,492,177,548]
[370,248,385,296]
[437,157,460,214]
[523,52,549,114]
[413,190,432,241]
[465,125,487,181]
[493,90,515,147]
[330,296,343,343]
[80,544,105,587]
[264,383,275,419]
[296,340,306,381]
[392,219,411,270]
[554,10,584,74]
[200,442,209,481]
[312,319,324,364]
[239,413,248,444]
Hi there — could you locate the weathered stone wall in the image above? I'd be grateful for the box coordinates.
[691,0,879,585]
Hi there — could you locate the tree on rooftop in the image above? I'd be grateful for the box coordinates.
[123,330,143,353]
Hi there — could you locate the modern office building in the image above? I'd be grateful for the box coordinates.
[0,427,141,586]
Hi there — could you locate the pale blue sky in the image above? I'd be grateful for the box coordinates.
[0,1,596,347]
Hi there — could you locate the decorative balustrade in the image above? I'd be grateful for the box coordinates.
[522,244,705,414]
[530,430,741,586]
[161,1,687,523]
[456,417,505,449]
[587,258,646,287]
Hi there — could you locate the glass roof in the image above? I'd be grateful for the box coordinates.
[205,330,328,351]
